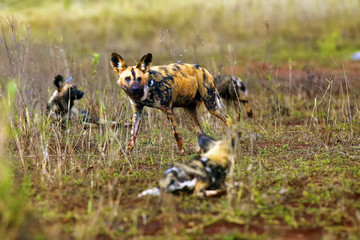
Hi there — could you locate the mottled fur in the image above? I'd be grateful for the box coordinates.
[46,75,116,126]
[213,75,253,119]
[159,134,237,195]
[110,53,229,154]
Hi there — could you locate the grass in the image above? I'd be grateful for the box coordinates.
[2,0,360,63]
[1,0,360,239]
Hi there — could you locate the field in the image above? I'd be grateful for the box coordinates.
[1,0,360,239]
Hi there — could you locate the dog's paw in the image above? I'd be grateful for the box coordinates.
[179,149,186,156]
[226,117,232,127]
[124,149,131,155]
[195,144,201,153]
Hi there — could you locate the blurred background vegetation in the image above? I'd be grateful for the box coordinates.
[1,0,360,64]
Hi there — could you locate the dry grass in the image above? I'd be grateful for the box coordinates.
[2,0,360,62]
[1,1,360,239]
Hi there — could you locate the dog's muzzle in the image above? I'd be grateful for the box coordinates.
[131,84,141,93]
[76,91,84,99]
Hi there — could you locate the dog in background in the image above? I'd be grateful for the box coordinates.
[159,134,238,196]
[110,53,230,154]
[46,75,117,126]
[213,75,253,120]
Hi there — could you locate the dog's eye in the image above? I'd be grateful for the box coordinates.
[137,77,142,81]
[125,76,131,82]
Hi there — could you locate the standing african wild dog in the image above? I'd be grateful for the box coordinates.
[213,75,253,120]
[110,53,230,154]
[46,75,117,126]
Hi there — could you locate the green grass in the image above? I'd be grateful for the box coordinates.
[0,0,360,239]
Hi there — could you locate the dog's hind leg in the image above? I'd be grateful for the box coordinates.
[242,100,253,118]
[184,104,204,152]
[237,92,253,118]
[193,180,209,196]
[184,104,203,136]
[164,107,184,154]
[197,69,230,127]
[234,79,253,118]
[234,101,242,121]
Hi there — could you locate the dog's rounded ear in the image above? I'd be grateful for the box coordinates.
[111,53,128,74]
[136,53,152,73]
[198,134,217,152]
[54,75,64,89]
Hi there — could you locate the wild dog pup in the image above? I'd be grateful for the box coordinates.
[110,53,230,154]
[46,75,116,126]
[159,134,237,196]
[213,75,253,119]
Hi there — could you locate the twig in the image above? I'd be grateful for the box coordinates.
[326,77,333,124]
[0,13,32,119]
[288,58,292,95]
[330,56,353,136]
[342,64,353,136]
[254,120,268,136]
[1,21,14,76]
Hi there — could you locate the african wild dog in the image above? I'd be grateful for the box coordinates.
[110,53,230,154]
[213,75,253,120]
[46,75,117,126]
[158,134,238,196]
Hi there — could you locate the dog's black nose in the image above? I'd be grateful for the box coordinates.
[132,84,140,93]
[77,91,84,99]
[74,90,84,100]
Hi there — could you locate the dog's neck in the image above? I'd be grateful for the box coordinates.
[48,92,75,116]
[139,85,150,101]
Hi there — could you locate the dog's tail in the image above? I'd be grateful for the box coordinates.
[79,110,119,127]
[97,118,119,127]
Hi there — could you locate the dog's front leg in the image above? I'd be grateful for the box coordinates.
[164,107,184,154]
[126,103,144,154]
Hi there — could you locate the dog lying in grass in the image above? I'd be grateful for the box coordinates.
[46,75,117,127]
[213,75,253,120]
[110,53,230,154]
[159,134,237,196]
[139,134,238,197]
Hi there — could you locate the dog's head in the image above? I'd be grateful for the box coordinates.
[110,53,152,101]
[197,134,239,170]
[47,75,84,114]
[53,75,84,101]
[230,76,247,95]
